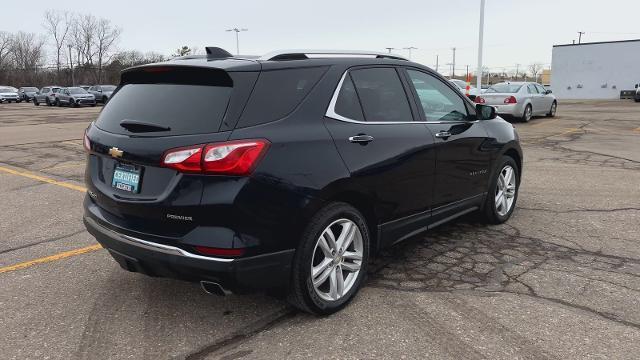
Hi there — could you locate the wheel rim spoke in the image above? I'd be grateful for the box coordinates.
[343,251,362,261]
[341,261,361,272]
[336,221,354,252]
[312,258,332,279]
[313,263,333,287]
[495,165,517,216]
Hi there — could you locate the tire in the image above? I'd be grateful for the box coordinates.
[481,156,520,224]
[546,101,557,117]
[521,104,532,122]
[33,99,39,106]
[102,96,108,104]
[46,98,51,106]
[71,100,77,108]
[56,99,61,107]
[288,202,370,315]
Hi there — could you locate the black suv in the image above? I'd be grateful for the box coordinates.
[83,48,522,314]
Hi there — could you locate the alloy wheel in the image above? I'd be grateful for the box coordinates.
[524,106,532,121]
[495,165,516,217]
[311,218,363,302]
[550,102,557,116]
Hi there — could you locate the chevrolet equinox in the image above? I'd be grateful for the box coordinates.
[83,48,523,315]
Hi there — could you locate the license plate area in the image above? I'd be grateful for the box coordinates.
[112,163,142,193]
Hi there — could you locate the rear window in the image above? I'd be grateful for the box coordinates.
[236,67,327,128]
[486,84,523,93]
[95,84,232,136]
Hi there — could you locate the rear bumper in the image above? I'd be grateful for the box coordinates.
[83,215,295,293]
[492,103,524,117]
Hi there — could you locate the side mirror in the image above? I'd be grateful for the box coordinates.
[546,90,553,94]
[635,84,639,89]
[476,104,497,120]
[98,89,103,93]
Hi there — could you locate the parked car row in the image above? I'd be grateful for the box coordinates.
[0,84,116,107]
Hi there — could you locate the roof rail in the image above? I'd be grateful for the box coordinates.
[261,50,408,61]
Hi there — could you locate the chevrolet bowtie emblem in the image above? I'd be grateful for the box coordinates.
[108,147,123,158]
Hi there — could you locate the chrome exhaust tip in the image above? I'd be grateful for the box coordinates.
[200,281,232,296]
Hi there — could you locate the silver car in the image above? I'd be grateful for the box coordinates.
[477,82,557,122]
[88,85,117,104]
[0,86,20,103]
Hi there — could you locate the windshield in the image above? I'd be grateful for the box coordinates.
[101,85,116,91]
[485,83,523,93]
[23,87,38,91]
[68,87,87,94]
[52,88,61,93]
[0,88,14,93]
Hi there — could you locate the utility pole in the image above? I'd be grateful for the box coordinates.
[476,0,486,90]
[403,46,417,60]
[466,65,470,79]
[68,44,74,86]
[578,31,585,44]
[225,28,248,55]
[515,63,520,80]
[385,47,396,54]
[446,63,454,78]
[451,47,457,77]
[435,54,439,73]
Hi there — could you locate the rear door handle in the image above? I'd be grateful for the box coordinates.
[434,131,452,139]
[348,135,375,144]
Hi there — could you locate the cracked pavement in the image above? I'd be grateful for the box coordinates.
[0,100,639,359]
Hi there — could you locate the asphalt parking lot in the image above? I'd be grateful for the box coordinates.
[1,100,639,359]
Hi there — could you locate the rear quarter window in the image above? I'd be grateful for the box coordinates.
[236,67,328,128]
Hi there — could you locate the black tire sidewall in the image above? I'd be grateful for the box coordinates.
[291,203,370,315]
[522,104,532,122]
[485,157,519,224]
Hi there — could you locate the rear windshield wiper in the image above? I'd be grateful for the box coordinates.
[119,119,171,133]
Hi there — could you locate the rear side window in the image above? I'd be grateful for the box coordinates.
[350,68,413,122]
[236,67,327,128]
[527,84,538,94]
[95,84,232,136]
[334,75,364,121]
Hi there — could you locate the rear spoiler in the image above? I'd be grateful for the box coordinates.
[121,66,233,87]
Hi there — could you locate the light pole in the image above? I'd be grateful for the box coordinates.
[435,54,439,73]
[578,31,585,44]
[68,44,74,86]
[451,47,456,77]
[403,47,417,60]
[385,47,396,54]
[515,63,520,80]
[226,28,248,55]
[476,0,486,90]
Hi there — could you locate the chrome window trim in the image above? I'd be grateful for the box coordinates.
[87,217,235,263]
[325,70,479,125]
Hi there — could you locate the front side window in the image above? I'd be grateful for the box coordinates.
[42,87,49,93]
[406,69,468,122]
[349,68,413,122]
[535,84,547,94]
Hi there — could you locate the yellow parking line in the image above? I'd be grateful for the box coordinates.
[0,244,103,274]
[0,165,86,192]
[531,119,560,128]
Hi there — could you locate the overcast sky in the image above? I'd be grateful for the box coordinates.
[3,0,640,75]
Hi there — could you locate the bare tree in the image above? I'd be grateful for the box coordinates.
[0,32,13,69]
[528,63,544,82]
[94,18,121,83]
[43,10,71,80]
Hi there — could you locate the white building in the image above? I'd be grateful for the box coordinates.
[551,39,640,99]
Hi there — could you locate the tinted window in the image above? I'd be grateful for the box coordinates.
[527,84,538,94]
[68,87,87,94]
[350,68,412,122]
[95,84,232,136]
[334,75,364,121]
[486,83,523,93]
[237,67,327,128]
[407,69,468,122]
[535,84,547,93]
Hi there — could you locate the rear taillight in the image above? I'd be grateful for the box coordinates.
[474,96,486,104]
[83,131,91,152]
[194,246,245,257]
[161,139,270,176]
[504,96,517,104]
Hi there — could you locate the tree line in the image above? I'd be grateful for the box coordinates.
[0,10,167,88]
